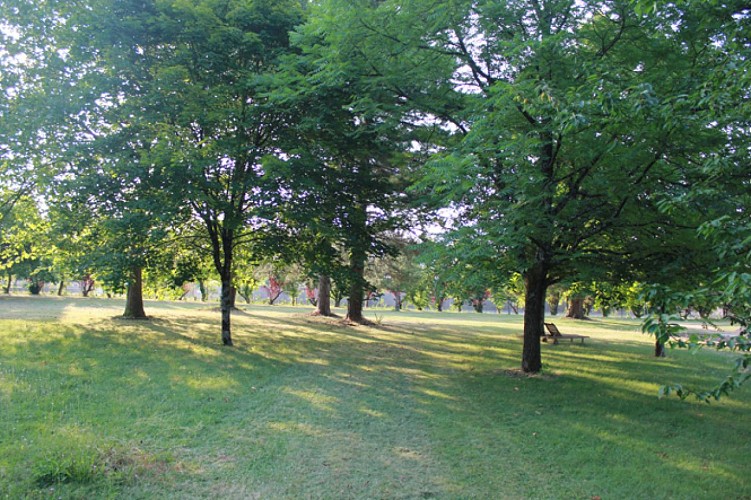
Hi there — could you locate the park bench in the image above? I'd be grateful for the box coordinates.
[543,322,589,345]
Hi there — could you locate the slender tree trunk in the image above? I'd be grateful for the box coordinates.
[57,280,65,296]
[345,247,367,323]
[199,279,208,302]
[220,271,233,346]
[3,272,11,294]
[522,263,548,373]
[655,340,666,357]
[123,267,147,318]
[315,274,333,316]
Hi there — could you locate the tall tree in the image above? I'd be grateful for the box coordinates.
[634,0,751,399]
[395,0,728,372]
[49,0,307,342]
[267,4,425,323]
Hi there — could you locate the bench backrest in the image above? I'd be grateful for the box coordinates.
[544,323,561,336]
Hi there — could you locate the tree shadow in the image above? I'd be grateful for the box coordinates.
[2,301,751,498]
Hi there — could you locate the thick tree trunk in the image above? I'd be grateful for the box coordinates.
[315,274,333,316]
[347,285,364,322]
[3,272,11,294]
[522,264,548,373]
[199,279,208,302]
[229,285,237,309]
[566,297,586,319]
[345,247,367,323]
[220,272,233,346]
[123,267,147,318]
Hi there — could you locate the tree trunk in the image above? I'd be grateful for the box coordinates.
[655,339,666,358]
[522,264,547,373]
[392,291,401,311]
[3,272,11,294]
[57,280,65,296]
[220,271,233,346]
[345,247,367,323]
[199,279,208,302]
[229,285,237,309]
[566,297,586,319]
[123,267,147,318]
[436,297,443,312]
[315,274,333,316]
[547,292,560,315]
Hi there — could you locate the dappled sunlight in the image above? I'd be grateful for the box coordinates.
[587,424,742,484]
[129,367,151,383]
[381,365,439,380]
[294,355,330,366]
[392,446,429,462]
[2,298,751,497]
[328,371,371,389]
[359,407,386,418]
[180,375,239,392]
[282,388,339,413]
[418,388,457,401]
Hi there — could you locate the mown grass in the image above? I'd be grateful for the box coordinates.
[0,295,749,499]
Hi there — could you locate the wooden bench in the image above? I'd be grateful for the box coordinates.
[543,322,589,344]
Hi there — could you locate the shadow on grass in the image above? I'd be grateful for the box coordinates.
[2,300,750,498]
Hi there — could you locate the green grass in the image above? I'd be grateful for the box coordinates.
[0,295,749,498]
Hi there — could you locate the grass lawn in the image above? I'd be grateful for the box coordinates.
[0,296,749,499]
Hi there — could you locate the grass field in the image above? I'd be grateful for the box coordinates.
[0,295,749,499]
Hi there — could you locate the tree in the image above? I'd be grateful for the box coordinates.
[267,0,448,324]
[403,0,730,372]
[491,274,526,315]
[0,195,48,294]
[546,285,564,316]
[632,0,751,399]
[71,0,307,342]
[2,0,190,319]
[367,235,422,311]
